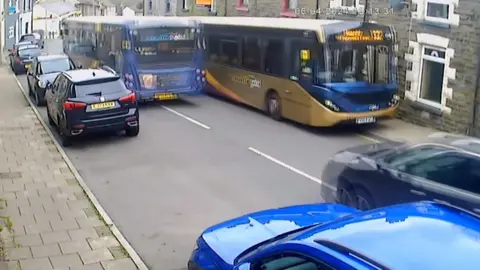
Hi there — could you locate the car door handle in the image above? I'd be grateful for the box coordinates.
[433,199,451,205]
[285,90,291,94]
[410,189,426,196]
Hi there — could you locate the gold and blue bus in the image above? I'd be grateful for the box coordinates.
[61,16,205,102]
[194,16,399,127]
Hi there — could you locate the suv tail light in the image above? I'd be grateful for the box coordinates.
[64,101,86,111]
[119,92,136,104]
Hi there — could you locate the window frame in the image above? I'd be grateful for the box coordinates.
[424,0,452,25]
[417,45,446,108]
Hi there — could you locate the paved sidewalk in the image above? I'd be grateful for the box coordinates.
[0,67,140,269]
[366,118,438,142]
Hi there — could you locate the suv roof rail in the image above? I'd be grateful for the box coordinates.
[99,65,118,76]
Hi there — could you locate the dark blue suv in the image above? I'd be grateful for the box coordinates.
[45,68,139,146]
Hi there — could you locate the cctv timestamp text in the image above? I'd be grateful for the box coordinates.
[294,7,394,16]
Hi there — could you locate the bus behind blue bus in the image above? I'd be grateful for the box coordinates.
[61,16,205,102]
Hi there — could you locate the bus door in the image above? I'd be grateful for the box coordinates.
[284,40,317,122]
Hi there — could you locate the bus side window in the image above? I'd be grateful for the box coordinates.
[241,37,261,72]
[220,39,239,66]
[264,39,284,77]
[207,35,220,62]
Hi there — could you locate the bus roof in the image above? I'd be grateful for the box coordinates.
[190,16,344,31]
[63,16,198,28]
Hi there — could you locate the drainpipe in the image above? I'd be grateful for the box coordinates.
[315,0,319,19]
[223,0,226,16]
[468,46,480,136]
[363,0,369,22]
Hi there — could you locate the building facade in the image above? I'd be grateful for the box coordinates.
[182,0,480,135]
[33,1,79,38]
[76,0,116,16]
[2,0,34,49]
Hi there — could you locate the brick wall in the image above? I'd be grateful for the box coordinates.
[182,0,480,135]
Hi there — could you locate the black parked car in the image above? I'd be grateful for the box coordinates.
[321,132,480,214]
[45,68,140,146]
[9,44,40,74]
[27,54,76,106]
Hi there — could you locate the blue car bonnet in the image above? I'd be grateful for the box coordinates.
[201,203,358,265]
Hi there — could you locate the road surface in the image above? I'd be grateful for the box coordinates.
[18,39,382,269]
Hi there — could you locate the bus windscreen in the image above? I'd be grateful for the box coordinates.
[132,28,195,66]
[327,44,391,84]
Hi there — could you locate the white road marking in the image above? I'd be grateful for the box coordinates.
[248,147,337,191]
[161,105,211,130]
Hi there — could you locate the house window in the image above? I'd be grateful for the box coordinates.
[426,2,449,19]
[329,0,363,12]
[342,0,355,6]
[241,0,248,6]
[418,47,445,105]
[182,0,189,9]
[166,0,171,12]
[288,0,298,9]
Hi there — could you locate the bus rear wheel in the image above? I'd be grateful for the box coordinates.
[266,92,282,121]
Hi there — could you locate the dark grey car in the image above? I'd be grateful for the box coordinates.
[27,54,76,106]
[10,45,41,75]
[19,33,44,49]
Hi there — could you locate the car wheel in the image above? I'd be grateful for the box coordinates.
[355,188,375,211]
[266,91,282,120]
[46,106,55,126]
[125,125,140,137]
[34,90,45,106]
[60,132,72,147]
[338,186,356,207]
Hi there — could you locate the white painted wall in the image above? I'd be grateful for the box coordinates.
[122,7,135,16]
[18,12,32,40]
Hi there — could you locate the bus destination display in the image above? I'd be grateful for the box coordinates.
[335,30,384,42]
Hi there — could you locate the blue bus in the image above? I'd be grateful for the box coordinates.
[61,16,205,102]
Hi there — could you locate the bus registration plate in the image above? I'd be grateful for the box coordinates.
[155,93,177,100]
[356,117,376,124]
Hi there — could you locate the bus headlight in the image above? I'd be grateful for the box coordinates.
[201,70,205,75]
[201,78,205,82]
[324,100,340,112]
[389,94,400,106]
[196,76,200,81]
[38,81,47,88]
[196,69,200,74]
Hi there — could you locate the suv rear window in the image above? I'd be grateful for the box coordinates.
[21,35,36,41]
[73,78,126,97]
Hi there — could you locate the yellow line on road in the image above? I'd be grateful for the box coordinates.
[356,133,381,143]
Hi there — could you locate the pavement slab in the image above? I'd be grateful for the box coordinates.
[0,66,145,270]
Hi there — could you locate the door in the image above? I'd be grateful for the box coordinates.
[399,151,480,212]
[281,40,316,123]
[49,75,65,123]
[377,144,455,205]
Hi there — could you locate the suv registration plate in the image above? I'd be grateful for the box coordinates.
[91,102,115,110]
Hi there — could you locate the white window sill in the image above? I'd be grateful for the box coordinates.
[417,98,442,109]
[425,16,451,25]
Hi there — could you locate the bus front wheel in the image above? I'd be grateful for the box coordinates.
[266,91,282,121]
